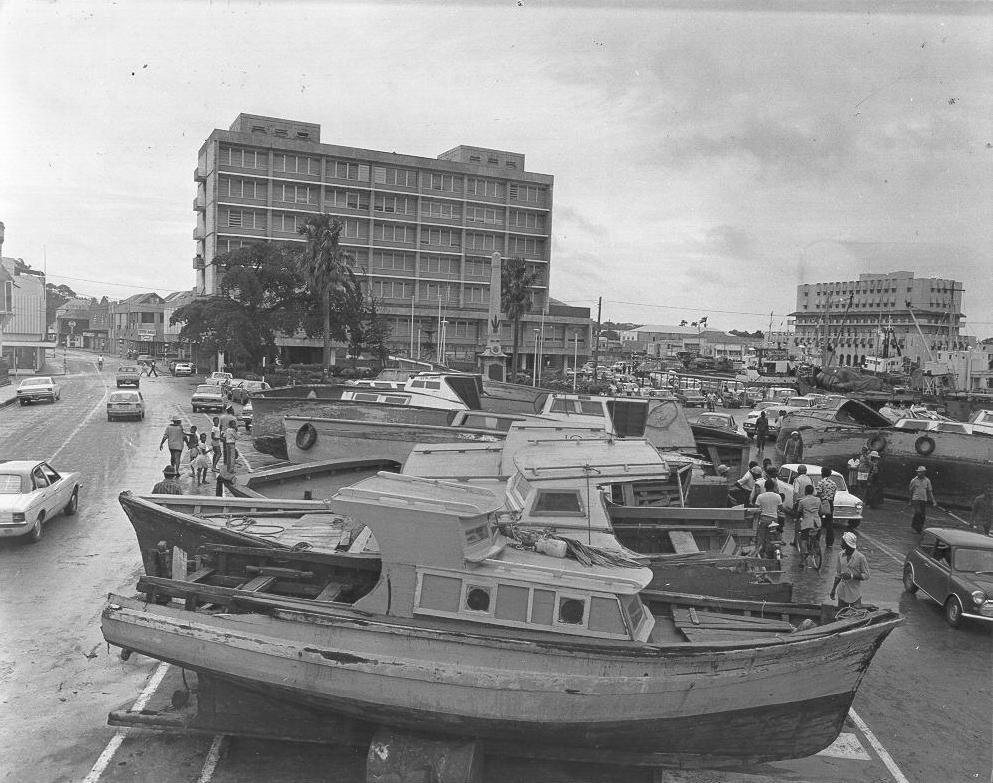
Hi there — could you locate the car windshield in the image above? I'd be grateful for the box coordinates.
[110,392,138,402]
[789,399,812,408]
[119,366,139,373]
[196,385,216,393]
[20,378,51,387]
[0,474,25,493]
[697,415,727,427]
[953,547,993,573]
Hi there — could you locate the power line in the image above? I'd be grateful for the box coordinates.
[44,272,185,292]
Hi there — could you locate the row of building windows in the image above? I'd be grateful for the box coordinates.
[219,147,548,203]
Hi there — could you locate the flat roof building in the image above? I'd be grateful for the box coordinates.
[791,271,965,368]
[193,114,590,370]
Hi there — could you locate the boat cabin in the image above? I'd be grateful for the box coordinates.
[333,473,656,642]
[969,410,993,436]
[539,394,696,451]
[339,372,483,412]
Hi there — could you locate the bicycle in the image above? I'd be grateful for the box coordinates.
[798,525,823,571]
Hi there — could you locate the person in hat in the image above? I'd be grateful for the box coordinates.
[855,446,871,498]
[864,449,883,508]
[159,417,187,472]
[783,430,804,464]
[731,462,762,505]
[830,531,869,608]
[151,465,184,495]
[908,466,935,533]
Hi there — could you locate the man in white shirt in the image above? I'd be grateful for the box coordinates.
[753,478,785,558]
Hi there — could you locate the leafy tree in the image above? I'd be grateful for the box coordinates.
[170,243,308,367]
[296,215,356,368]
[501,256,538,375]
[344,283,391,367]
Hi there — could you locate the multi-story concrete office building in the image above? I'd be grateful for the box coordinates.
[790,271,965,367]
[192,114,590,371]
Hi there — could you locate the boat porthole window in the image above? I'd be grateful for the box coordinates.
[558,597,585,625]
[465,586,491,612]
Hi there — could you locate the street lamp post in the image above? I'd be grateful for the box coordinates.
[532,329,540,388]
[572,330,580,392]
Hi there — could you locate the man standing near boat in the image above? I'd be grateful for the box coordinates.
[783,430,804,463]
[151,465,184,495]
[830,531,869,608]
[755,411,770,458]
[970,485,993,536]
[816,466,838,548]
[791,464,813,547]
[908,466,935,534]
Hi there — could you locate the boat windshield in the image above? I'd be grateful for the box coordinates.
[953,548,993,573]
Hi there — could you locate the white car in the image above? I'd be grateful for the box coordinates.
[777,463,864,528]
[0,461,81,542]
[191,384,226,413]
[16,376,61,405]
[206,371,234,387]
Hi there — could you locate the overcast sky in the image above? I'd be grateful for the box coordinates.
[1,1,990,333]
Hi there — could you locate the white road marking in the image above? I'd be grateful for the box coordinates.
[849,708,912,783]
[857,531,907,566]
[81,661,171,783]
[196,734,226,782]
[48,368,110,464]
[817,731,871,760]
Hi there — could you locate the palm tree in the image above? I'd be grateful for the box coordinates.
[501,256,539,378]
[297,215,355,368]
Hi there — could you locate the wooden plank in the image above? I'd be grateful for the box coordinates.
[245,565,315,581]
[186,567,215,583]
[348,526,373,553]
[314,581,345,602]
[240,576,277,593]
[668,530,700,555]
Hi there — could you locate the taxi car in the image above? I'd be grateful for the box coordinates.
[16,376,60,405]
[107,389,145,421]
[116,365,141,387]
[191,383,226,413]
[0,460,81,543]
[903,527,993,628]
[777,463,863,528]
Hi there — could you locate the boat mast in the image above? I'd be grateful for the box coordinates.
[905,305,936,364]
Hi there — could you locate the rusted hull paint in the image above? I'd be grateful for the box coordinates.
[102,596,899,763]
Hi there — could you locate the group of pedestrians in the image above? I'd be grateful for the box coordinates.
[735,458,870,606]
[155,410,240,496]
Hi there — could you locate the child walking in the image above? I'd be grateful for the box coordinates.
[193,433,212,486]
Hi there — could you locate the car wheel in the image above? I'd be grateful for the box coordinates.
[27,514,43,544]
[848,519,861,530]
[944,596,964,628]
[902,565,918,594]
[19,399,26,406]
[116,382,121,388]
[65,488,78,516]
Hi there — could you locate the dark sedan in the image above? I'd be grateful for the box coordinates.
[903,527,993,628]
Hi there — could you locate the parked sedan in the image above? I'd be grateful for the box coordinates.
[16,376,60,405]
[0,461,81,543]
[171,361,194,377]
[116,365,141,387]
[107,389,145,421]
[904,528,993,628]
[777,463,864,528]
[191,384,226,413]
[692,412,746,438]
[206,371,234,387]
[229,380,271,404]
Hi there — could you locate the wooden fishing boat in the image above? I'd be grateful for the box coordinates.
[121,436,790,602]
[103,473,901,766]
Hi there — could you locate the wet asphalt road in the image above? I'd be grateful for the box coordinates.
[0,360,989,783]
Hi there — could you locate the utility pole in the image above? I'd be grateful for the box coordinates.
[591,297,602,382]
